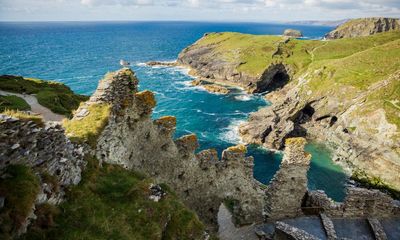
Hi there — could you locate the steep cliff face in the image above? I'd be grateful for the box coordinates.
[177,32,294,93]
[325,18,400,39]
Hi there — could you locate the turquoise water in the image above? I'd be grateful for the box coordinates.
[0,21,346,201]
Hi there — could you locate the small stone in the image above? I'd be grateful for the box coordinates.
[11,143,20,150]
[149,184,166,202]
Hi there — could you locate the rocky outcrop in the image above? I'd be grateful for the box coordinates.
[90,69,265,229]
[325,17,400,39]
[191,79,231,94]
[264,138,311,220]
[239,69,400,190]
[283,29,303,38]
[146,61,177,67]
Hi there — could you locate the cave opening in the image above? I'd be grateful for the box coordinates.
[256,64,290,93]
[266,71,290,92]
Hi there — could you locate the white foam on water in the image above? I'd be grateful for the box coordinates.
[234,95,252,101]
[218,119,246,144]
[136,62,146,67]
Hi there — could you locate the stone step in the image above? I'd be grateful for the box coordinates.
[320,213,338,240]
[367,218,388,240]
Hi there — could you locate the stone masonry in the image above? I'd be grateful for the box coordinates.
[264,137,311,220]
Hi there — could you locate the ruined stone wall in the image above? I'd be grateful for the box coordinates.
[306,188,400,218]
[90,69,265,229]
[264,137,311,220]
[0,114,85,235]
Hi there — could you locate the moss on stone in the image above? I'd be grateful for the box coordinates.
[154,116,177,129]
[351,169,400,200]
[0,165,40,239]
[226,144,247,153]
[1,109,44,127]
[63,104,111,147]
[135,90,156,109]
[285,137,307,146]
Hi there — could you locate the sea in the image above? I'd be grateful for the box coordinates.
[0,21,347,201]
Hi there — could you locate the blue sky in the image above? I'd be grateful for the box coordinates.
[0,0,399,22]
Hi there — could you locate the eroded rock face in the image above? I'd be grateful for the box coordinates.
[239,70,400,190]
[177,36,290,93]
[325,17,400,39]
[94,69,265,229]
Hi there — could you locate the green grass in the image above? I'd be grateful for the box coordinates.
[0,165,40,240]
[23,157,205,240]
[63,104,111,147]
[0,75,88,117]
[351,169,400,200]
[0,95,31,112]
[1,109,44,127]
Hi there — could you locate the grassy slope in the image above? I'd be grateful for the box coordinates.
[0,75,88,117]
[194,31,400,130]
[63,104,111,147]
[21,157,204,240]
[0,165,40,240]
[0,95,31,112]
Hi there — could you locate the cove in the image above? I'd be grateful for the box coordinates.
[0,21,347,201]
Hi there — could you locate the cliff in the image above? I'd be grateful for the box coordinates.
[178,30,400,191]
[325,17,400,39]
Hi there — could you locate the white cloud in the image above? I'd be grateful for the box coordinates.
[0,0,399,21]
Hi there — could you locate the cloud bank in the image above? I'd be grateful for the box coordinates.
[0,0,399,21]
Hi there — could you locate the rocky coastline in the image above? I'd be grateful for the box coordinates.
[176,21,400,192]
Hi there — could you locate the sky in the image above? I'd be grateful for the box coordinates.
[0,0,399,22]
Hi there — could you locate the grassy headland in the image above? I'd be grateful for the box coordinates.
[0,75,88,117]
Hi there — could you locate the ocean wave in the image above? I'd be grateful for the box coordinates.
[234,95,252,101]
[136,62,147,67]
[218,119,246,144]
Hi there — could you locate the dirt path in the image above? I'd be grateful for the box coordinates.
[310,41,329,62]
[0,90,65,122]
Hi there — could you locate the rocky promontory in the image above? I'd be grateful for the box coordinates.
[325,17,400,39]
[177,27,400,192]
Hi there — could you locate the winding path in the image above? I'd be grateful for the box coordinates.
[0,90,65,122]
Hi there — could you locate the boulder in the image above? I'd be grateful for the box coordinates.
[283,29,303,38]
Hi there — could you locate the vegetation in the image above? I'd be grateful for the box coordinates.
[0,95,30,112]
[195,31,400,131]
[0,75,88,117]
[23,157,205,240]
[1,109,44,127]
[0,165,40,240]
[63,104,111,147]
[351,170,400,200]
